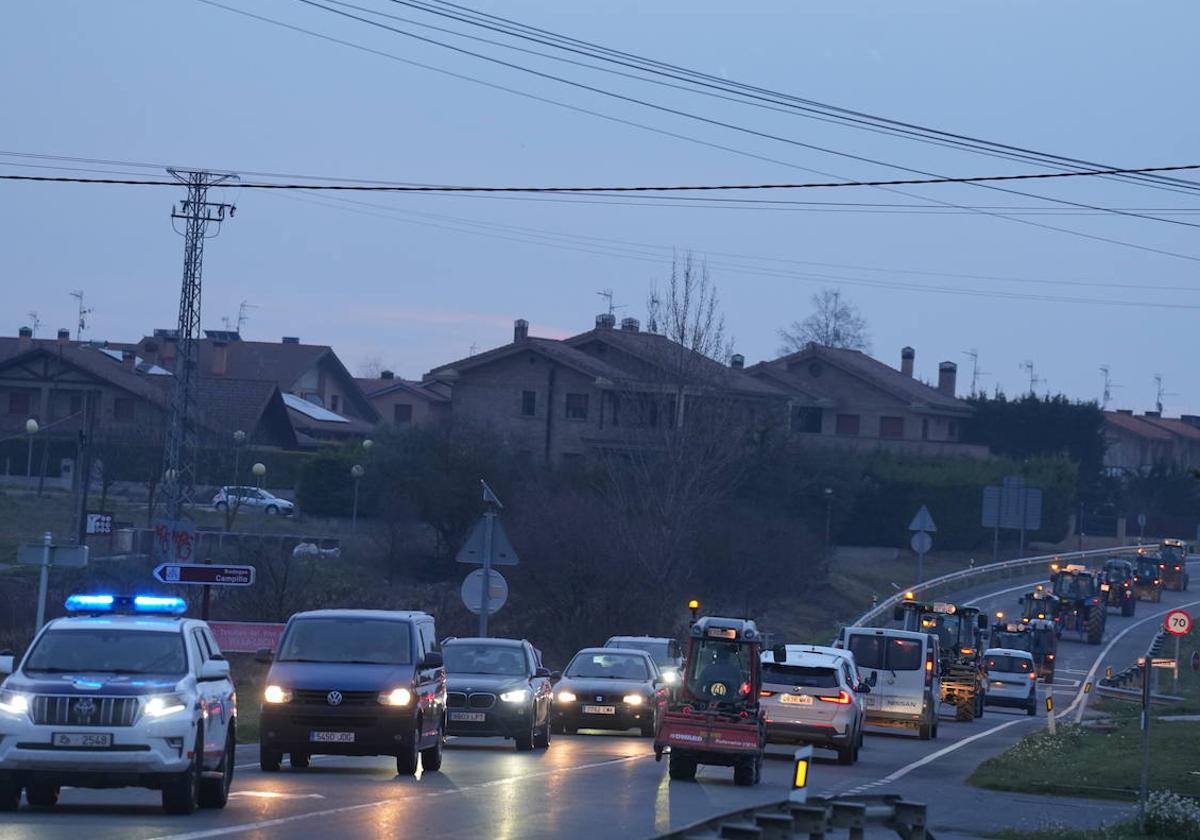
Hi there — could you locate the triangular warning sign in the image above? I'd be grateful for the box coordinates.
[455,516,520,565]
[908,505,937,533]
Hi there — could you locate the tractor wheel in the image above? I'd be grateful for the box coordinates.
[955,698,975,722]
[1086,607,1105,645]
[1122,597,1136,617]
[733,759,757,786]
[668,753,697,781]
[918,718,933,740]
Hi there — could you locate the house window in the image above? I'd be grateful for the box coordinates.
[791,406,823,434]
[113,398,135,421]
[8,391,32,416]
[565,393,589,421]
[880,416,904,439]
[948,420,959,440]
[394,403,413,424]
[521,390,537,417]
[921,418,930,440]
[835,413,860,436]
[330,394,340,413]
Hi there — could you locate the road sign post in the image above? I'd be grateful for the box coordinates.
[34,532,50,632]
[908,506,936,584]
[20,533,91,632]
[456,480,515,637]
[1139,654,1152,833]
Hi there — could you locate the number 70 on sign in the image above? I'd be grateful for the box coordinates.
[1165,609,1193,637]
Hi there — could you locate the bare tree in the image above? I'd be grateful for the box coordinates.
[778,288,871,354]
[357,355,388,379]
[649,251,732,365]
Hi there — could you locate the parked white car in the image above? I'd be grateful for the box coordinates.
[212,486,295,516]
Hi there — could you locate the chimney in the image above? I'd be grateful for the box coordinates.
[142,339,159,366]
[211,340,228,376]
[281,336,300,344]
[595,313,616,330]
[381,370,395,380]
[620,317,640,333]
[1144,411,1161,418]
[513,319,529,342]
[18,326,32,353]
[121,349,137,371]
[1180,415,1200,428]
[937,361,957,397]
[730,353,745,370]
[57,328,70,346]
[901,346,915,377]
[160,335,178,369]
[1116,409,1133,415]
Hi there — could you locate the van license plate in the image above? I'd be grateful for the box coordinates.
[53,732,112,748]
[450,712,486,722]
[310,731,354,743]
[780,694,814,705]
[582,705,615,715]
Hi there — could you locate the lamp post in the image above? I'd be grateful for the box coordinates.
[226,430,246,529]
[823,487,834,562]
[351,464,365,536]
[24,418,38,478]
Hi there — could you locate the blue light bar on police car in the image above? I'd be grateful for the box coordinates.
[65,594,186,615]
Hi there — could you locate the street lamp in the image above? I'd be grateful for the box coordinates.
[227,430,247,528]
[823,487,834,563]
[362,438,374,451]
[24,418,38,478]
[252,462,266,490]
[350,464,365,536]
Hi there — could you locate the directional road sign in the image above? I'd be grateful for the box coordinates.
[461,568,508,615]
[908,505,937,533]
[456,517,520,565]
[17,543,89,568]
[1165,609,1193,637]
[910,531,933,555]
[1151,658,1177,669]
[153,563,256,587]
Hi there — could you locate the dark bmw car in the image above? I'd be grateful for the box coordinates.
[552,648,666,737]
[442,638,553,751]
[257,610,446,776]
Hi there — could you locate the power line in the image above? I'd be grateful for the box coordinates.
[4,162,1198,192]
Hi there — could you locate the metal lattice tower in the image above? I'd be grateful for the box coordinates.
[161,169,236,522]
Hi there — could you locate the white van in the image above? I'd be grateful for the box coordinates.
[836,626,941,740]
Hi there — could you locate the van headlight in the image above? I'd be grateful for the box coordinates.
[623,694,644,706]
[378,688,413,706]
[144,694,189,718]
[0,691,30,716]
[556,690,576,703]
[499,689,531,704]
[263,685,292,704]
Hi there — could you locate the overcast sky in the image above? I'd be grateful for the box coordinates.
[3,1,1198,413]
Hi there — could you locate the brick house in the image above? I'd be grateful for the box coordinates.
[355,371,449,428]
[1103,410,1200,474]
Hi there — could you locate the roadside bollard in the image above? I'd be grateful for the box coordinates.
[790,745,813,804]
[1046,692,1056,735]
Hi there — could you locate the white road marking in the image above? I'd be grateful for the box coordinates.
[227,791,325,800]
[146,754,651,840]
[876,718,1028,785]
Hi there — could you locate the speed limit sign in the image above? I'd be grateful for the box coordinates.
[1165,609,1193,637]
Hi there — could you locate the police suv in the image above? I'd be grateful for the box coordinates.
[0,594,237,814]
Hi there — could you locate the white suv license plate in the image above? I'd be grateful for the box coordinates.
[450,712,486,722]
[582,705,616,715]
[53,732,113,748]
[779,694,814,706]
[310,731,355,743]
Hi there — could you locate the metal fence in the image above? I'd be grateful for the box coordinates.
[849,545,1146,628]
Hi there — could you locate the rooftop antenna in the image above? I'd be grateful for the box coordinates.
[69,290,93,340]
[963,349,989,395]
[468,342,479,357]
[1099,366,1120,409]
[647,290,661,333]
[27,310,41,337]
[1020,360,1040,396]
[1154,374,1176,415]
[236,300,257,334]
[596,288,626,317]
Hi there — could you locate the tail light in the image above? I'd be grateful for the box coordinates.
[1028,672,1037,681]
[819,690,853,705]
[960,648,974,656]
[924,656,935,687]
[738,682,751,696]
[1047,654,1055,660]
[759,690,776,698]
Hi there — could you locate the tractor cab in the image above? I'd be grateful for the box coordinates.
[1046,562,1106,645]
[1019,584,1062,627]
[991,613,1057,680]
[655,616,766,786]
[894,597,988,721]
[1158,540,1191,592]
[1132,550,1165,602]
[1100,559,1137,616]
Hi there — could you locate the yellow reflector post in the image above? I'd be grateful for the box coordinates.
[1084,682,1092,694]
[789,745,813,804]
[1045,696,1054,712]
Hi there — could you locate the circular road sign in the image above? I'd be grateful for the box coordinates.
[1165,609,1193,637]
[461,568,508,616]
[910,531,933,555]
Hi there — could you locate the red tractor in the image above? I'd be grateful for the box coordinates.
[655,616,766,786]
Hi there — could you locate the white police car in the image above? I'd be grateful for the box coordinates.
[0,594,237,814]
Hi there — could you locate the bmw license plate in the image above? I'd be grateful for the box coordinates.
[53,732,112,748]
[780,694,814,706]
[582,705,616,715]
[449,712,486,722]
[310,731,355,743]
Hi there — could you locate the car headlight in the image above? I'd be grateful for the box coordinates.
[0,691,30,716]
[623,694,645,706]
[144,694,189,718]
[556,690,576,703]
[263,685,292,704]
[378,688,413,706]
[499,688,531,704]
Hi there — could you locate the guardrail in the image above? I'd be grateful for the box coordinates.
[849,545,1146,628]
[659,793,931,839]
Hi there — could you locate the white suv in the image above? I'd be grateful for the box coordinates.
[0,595,237,814]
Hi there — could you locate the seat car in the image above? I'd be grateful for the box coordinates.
[759,647,866,764]
[442,637,554,750]
[212,486,295,516]
[837,626,941,740]
[982,649,1038,716]
[603,636,683,687]
[0,594,236,814]
[257,609,445,776]
[552,648,666,736]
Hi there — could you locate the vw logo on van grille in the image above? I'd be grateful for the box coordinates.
[326,691,344,706]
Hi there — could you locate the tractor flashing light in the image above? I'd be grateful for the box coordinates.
[1050,563,1060,572]
[687,599,700,610]
[904,591,916,600]
[65,594,187,615]
[995,611,1004,619]
[961,647,974,656]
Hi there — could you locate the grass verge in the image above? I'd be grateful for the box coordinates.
[988,823,1174,840]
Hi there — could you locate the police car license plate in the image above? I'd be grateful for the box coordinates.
[780,694,814,706]
[310,731,355,743]
[449,712,486,722]
[53,732,112,748]
[582,705,616,715]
